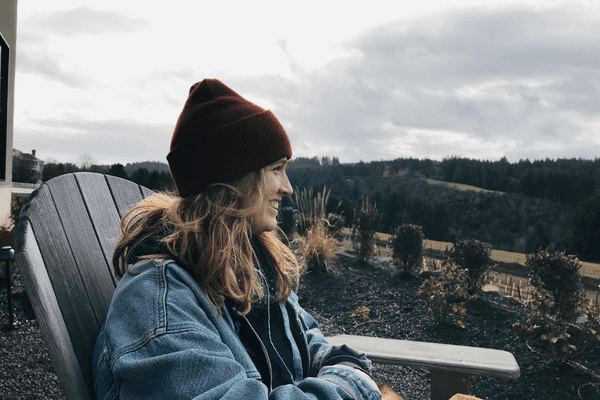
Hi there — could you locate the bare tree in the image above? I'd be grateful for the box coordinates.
[73,154,98,170]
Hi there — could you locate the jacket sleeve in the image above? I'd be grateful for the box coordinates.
[289,292,375,376]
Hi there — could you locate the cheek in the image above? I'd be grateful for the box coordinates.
[264,172,281,194]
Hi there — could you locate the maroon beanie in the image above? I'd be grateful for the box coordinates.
[167,79,292,197]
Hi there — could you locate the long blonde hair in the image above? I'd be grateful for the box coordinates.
[113,169,300,315]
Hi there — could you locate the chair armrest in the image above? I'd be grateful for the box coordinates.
[326,335,520,380]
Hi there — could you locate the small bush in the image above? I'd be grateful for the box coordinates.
[445,238,493,294]
[584,292,600,349]
[349,306,379,324]
[513,248,599,363]
[0,195,23,248]
[390,224,424,274]
[351,198,379,263]
[0,226,15,248]
[416,259,474,328]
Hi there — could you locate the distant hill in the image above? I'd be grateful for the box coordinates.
[123,161,170,175]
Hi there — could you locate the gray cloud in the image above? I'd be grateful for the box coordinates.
[15,4,600,165]
[16,6,149,88]
[16,50,93,88]
[23,6,150,37]
[255,5,600,162]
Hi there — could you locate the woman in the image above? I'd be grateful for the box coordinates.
[92,79,384,399]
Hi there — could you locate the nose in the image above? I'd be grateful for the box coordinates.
[279,173,293,196]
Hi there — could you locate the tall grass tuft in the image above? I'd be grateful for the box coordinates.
[294,187,340,274]
[294,187,330,237]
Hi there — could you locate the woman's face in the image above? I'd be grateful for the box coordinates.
[250,157,293,234]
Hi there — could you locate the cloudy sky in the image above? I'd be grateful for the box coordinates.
[12,0,600,166]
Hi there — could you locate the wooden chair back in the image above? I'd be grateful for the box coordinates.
[15,172,154,400]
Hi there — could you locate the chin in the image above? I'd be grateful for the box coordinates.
[263,223,279,233]
[252,220,278,234]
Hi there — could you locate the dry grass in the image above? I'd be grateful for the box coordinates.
[296,221,339,274]
[293,187,331,236]
[293,187,340,274]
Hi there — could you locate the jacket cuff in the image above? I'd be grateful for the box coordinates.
[313,343,373,376]
[318,365,382,400]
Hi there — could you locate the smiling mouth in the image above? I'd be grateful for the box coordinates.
[268,200,280,212]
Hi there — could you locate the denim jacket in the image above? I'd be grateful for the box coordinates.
[93,259,382,400]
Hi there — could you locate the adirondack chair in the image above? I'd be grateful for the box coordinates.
[15,172,520,400]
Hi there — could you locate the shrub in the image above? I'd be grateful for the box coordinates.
[445,238,493,294]
[584,291,600,350]
[349,306,379,324]
[351,198,379,263]
[513,248,599,363]
[0,194,27,248]
[390,224,424,274]
[0,226,15,248]
[416,259,474,328]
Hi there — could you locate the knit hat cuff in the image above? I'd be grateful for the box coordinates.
[167,110,292,197]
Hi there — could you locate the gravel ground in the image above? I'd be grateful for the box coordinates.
[297,252,600,400]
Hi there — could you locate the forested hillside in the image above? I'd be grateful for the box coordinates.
[40,156,600,262]
[285,157,600,261]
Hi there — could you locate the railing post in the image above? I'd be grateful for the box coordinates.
[430,369,470,400]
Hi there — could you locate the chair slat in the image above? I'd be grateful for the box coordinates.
[74,173,122,286]
[18,182,99,395]
[15,221,91,400]
[105,174,153,218]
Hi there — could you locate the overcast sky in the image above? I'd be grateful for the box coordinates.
[11,0,600,166]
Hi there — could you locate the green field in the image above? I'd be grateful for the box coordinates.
[423,178,503,194]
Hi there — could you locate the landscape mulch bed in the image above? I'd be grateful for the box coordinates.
[1,252,599,399]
